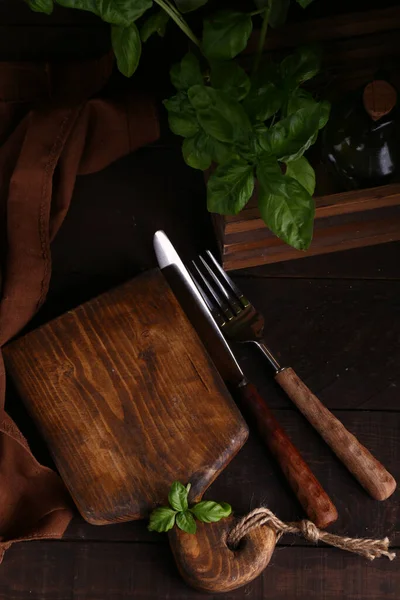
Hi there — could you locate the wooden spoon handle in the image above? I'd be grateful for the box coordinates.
[275,367,396,500]
[238,382,338,529]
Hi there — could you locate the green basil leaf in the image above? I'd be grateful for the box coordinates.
[191,501,232,523]
[318,100,331,130]
[140,9,169,41]
[176,510,197,534]
[281,46,321,88]
[55,0,100,14]
[167,113,199,138]
[148,507,176,532]
[202,10,252,60]
[97,0,152,26]
[267,0,290,28]
[287,88,314,114]
[164,93,199,138]
[257,155,314,249]
[182,132,212,170]
[242,61,283,123]
[266,104,321,162]
[211,139,236,165]
[188,85,251,143]
[174,0,208,12]
[182,131,234,169]
[285,156,315,196]
[296,0,315,7]
[170,53,203,91]
[287,90,330,130]
[243,81,283,123]
[207,159,254,214]
[247,123,269,157]
[257,154,283,181]
[26,0,53,14]
[168,481,189,512]
[111,24,141,77]
[236,128,265,162]
[210,61,250,102]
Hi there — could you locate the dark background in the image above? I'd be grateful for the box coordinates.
[1,1,400,598]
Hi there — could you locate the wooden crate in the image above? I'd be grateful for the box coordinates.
[214,7,400,270]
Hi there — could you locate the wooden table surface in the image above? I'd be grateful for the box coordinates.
[1,2,399,598]
[1,142,399,600]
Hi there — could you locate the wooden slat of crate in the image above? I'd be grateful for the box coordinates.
[215,184,400,270]
[247,6,400,52]
[225,184,400,232]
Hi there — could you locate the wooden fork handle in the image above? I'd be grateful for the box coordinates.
[275,367,396,501]
[238,382,338,529]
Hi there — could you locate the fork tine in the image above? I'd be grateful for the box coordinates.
[190,265,227,327]
[192,260,234,321]
[200,255,243,315]
[205,250,250,308]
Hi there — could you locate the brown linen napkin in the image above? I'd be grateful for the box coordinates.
[0,55,160,562]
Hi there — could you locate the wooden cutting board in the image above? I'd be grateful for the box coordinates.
[4,269,248,525]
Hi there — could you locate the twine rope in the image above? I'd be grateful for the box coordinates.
[227,507,396,561]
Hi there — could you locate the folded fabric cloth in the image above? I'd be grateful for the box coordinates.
[0,54,159,562]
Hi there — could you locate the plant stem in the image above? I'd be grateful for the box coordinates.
[252,8,269,74]
[154,0,201,47]
[249,8,266,17]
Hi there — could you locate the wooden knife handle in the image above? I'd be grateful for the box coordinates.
[238,382,338,529]
[275,367,396,501]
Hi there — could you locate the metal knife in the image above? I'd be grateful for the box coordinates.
[153,230,338,529]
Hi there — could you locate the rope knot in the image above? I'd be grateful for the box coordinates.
[299,520,320,543]
[227,507,395,562]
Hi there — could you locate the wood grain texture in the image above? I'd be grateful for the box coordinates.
[41,410,400,547]
[275,368,396,501]
[3,269,248,524]
[169,515,276,593]
[1,1,400,596]
[238,383,338,529]
[1,540,399,600]
[6,273,399,541]
[229,277,400,411]
[216,201,400,271]
[224,185,400,229]
[239,241,400,279]
[2,175,399,599]
[247,6,400,52]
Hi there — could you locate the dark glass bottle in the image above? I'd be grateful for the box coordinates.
[322,80,400,190]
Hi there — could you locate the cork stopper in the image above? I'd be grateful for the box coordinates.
[363,80,397,121]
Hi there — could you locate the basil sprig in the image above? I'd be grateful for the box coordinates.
[27,1,324,250]
[148,482,232,535]
[164,42,329,250]
[26,0,317,81]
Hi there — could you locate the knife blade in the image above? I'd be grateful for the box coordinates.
[153,230,244,386]
[153,230,338,529]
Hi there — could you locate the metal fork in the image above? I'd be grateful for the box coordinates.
[191,251,396,502]
[192,251,281,372]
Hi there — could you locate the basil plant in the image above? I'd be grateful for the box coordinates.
[26,0,327,250]
[164,13,329,250]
